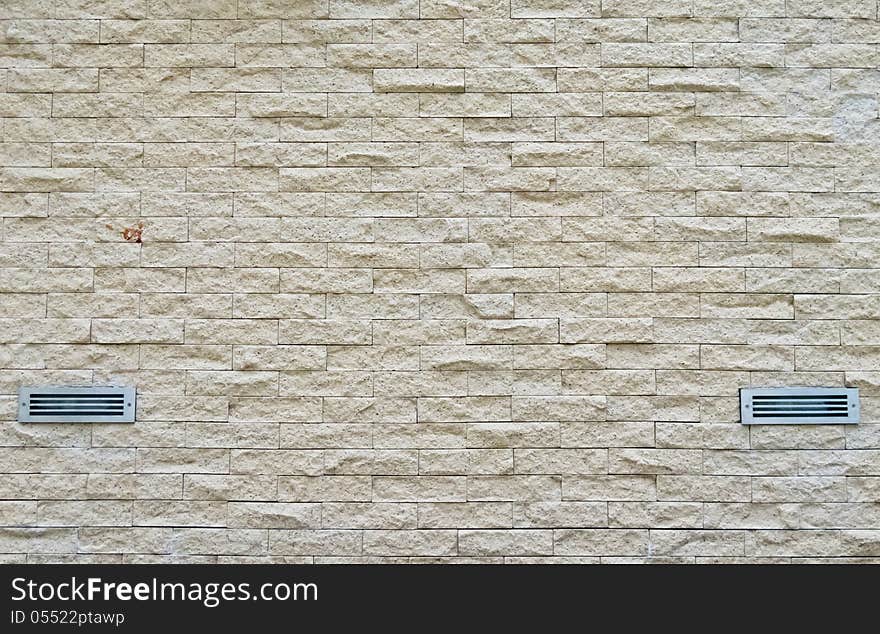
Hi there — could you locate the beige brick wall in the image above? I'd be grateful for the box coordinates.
[1,0,879,563]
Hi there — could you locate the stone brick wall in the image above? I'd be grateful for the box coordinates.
[1,0,879,563]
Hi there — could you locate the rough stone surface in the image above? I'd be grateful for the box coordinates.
[1,0,878,562]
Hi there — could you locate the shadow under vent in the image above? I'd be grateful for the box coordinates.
[18,386,136,423]
[740,387,859,425]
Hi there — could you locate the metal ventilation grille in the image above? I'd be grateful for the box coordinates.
[740,387,859,425]
[18,386,136,423]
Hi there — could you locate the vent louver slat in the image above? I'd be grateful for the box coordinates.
[740,387,859,425]
[18,386,136,423]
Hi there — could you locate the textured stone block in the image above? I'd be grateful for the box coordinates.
[554,528,647,556]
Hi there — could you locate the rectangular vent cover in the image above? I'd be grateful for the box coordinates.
[18,386,136,423]
[740,387,859,425]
